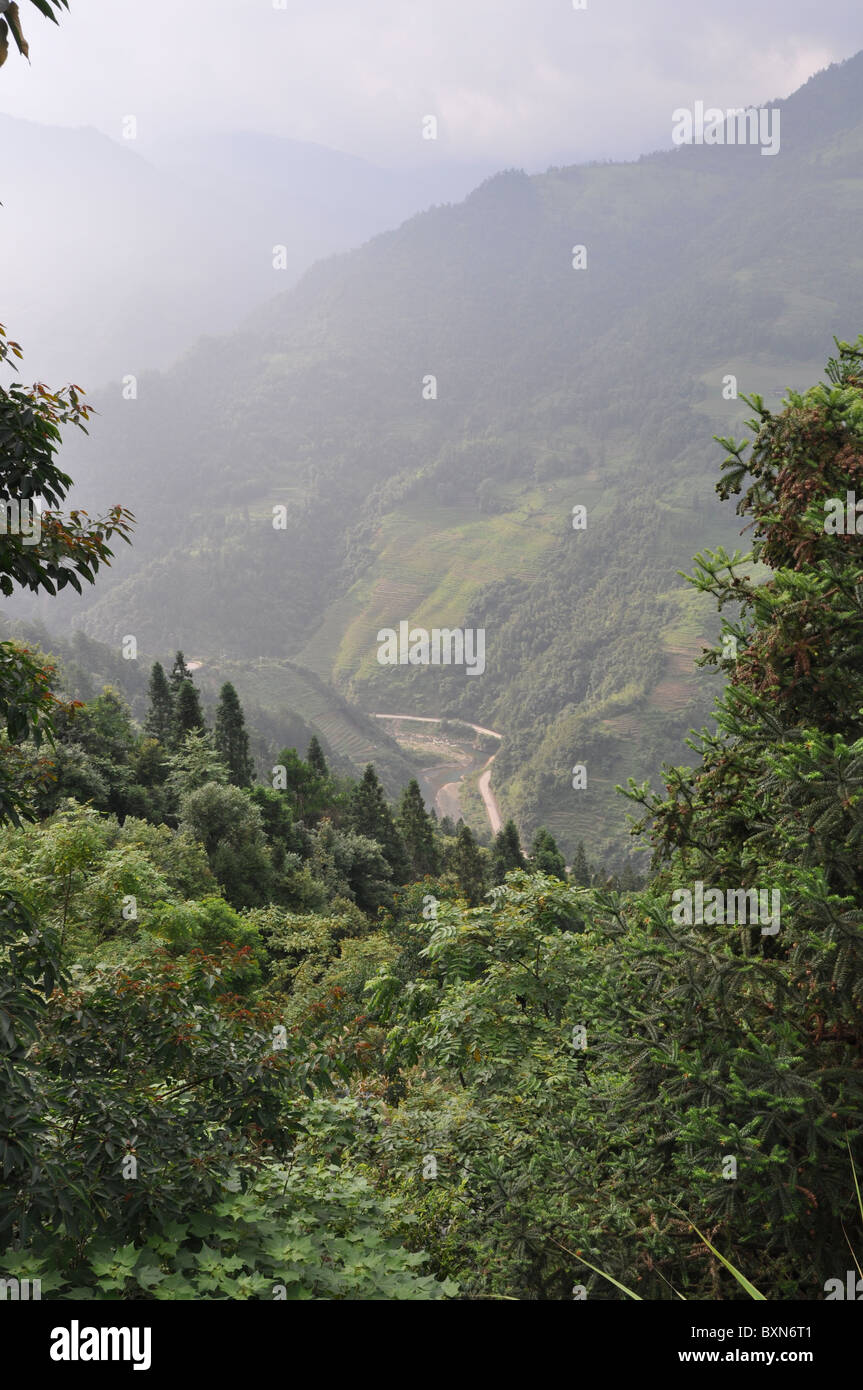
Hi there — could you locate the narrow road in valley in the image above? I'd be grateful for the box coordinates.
[478,758,502,835]
[180,681,505,833]
[371,712,503,835]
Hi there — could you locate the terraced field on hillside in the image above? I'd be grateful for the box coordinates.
[296,478,609,692]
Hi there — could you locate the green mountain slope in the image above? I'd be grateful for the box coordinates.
[17,50,863,860]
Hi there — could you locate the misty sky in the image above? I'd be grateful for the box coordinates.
[1,0,861,170]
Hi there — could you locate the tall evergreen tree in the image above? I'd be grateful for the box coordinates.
[144,661,174,746]
[451,823,486,906]
[169,651,193,697]
[166,730,229,799]
[306,735,329,780]
[349,764,409,883]
[396,779,440,877]
[491,818,526,884]
[529,827,567,880]
[214,682,253,787]
[570,840,591,887]
[173,679,206,744]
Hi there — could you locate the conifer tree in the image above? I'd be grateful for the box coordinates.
[491,818,526,884]
[396,779,440,877]
[349,764,409,883]
[144,661,174,746]
[214,682,253,787]
[529,827,567,880]
[570,840,591,887]
[275,748,322,823]
[173,679,206,743]
[169,651,193,697]
[306,735,329,780]
[451,823,486,905]
[166,729,229,799]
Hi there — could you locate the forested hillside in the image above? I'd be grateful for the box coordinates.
[13,51,863,861]
[0,613,424,800]
[2,330,862,1302]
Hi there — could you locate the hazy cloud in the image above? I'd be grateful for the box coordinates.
[0,0,859,168]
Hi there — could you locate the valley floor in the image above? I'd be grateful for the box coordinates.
[371,712,503,831]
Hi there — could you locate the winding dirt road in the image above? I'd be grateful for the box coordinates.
[371,712,503,834]
[477,759,502,835]
[179,680,504,832]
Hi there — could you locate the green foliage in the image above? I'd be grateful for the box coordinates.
[0,895,313,1251]
[41,689,160,822]
[9,1163,455,1300]
[308,819,394,915]
[0,326,133,595]
[350,765,410,883]
[168,651,193,697]
[6,341,863,1301]
[491,819,526,884]
[0,800,215,959]
[247,783,308,870]
[449,823,487,906]
[529,827,567,880]
[214,682,253,787]
[0,641,62,822]
[173,679,206,744]
[570,840,591,887]
[255,905,395,1030]
[151,896,264,992]
[165,730,229,800]
[144,661,173,746]
[178,782,274,908]
[0,326,133,822]
[396,779,440,877]
[29,0,70,19]
[274,746,331,823]
[0,891,60,1241]
[306,735,328,779]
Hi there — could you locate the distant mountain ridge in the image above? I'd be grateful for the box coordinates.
[0,113,493,386]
